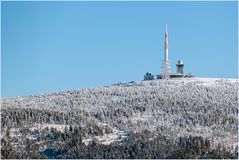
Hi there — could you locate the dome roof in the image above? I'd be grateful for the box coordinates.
[177,60,183,64]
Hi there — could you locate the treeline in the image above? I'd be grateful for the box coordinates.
[1,126,238,159]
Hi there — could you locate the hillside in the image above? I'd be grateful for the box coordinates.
[1,77,238,159]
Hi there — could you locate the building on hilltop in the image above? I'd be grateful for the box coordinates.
[156,25,192,79]
[144,25,193,81]
[157,59,184,79]
[176,60,184,74]
[144,72,154,81]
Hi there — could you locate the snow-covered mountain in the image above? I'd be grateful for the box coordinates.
[1,77,238,159]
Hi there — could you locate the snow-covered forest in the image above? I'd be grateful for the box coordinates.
[1,77,238,158]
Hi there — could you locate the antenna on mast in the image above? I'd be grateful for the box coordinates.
[162,24,170,79]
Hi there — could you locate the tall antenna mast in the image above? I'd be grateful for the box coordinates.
[162,24,170,79]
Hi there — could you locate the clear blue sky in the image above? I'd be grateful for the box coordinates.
[1,1,238,97]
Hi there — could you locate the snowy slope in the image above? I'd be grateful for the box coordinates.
[1,77,238,157]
